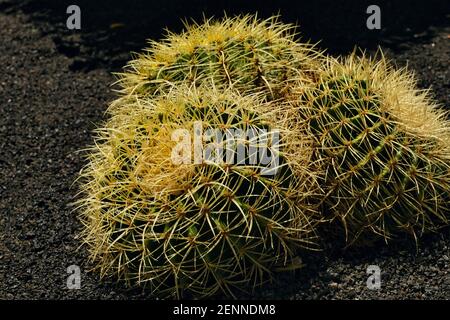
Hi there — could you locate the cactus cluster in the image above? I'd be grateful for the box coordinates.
[77,15,450,299]
[296,53,450,243]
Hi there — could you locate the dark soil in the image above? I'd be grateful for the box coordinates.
[1,0,449,71]
[0,1,449,299]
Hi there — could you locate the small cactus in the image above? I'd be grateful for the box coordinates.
[296,52,450,243]
[77,84,320,298]
[111,15,322,114]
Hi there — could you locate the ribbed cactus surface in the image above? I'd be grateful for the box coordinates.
[111,15,321,115]
[297,53,450,243]
[78,85,319,298]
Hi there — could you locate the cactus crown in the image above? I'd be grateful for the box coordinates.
[77,84,320,298]
[112,14,322,114]
[297,52,450,243]
[323,53,450,147]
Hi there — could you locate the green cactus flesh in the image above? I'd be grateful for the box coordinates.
[301,56,450,243]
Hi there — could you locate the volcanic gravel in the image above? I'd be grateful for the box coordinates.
[0,9,449,300]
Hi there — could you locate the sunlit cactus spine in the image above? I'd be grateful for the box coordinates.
[111,14,322,115]
[77,84,320,299]
[295,52,450,244]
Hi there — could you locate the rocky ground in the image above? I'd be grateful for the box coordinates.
[0,4,449,300]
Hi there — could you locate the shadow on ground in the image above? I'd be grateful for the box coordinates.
[1,0,449,71]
